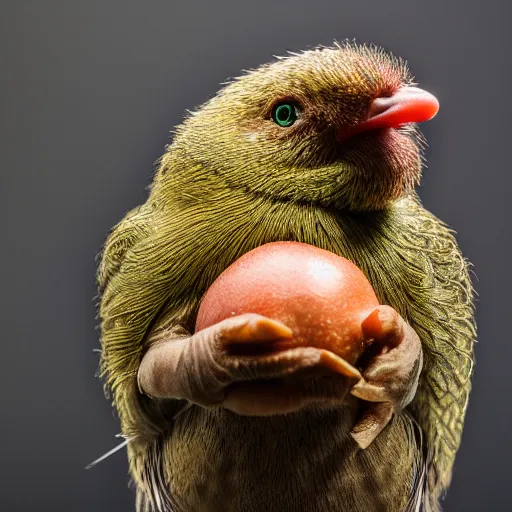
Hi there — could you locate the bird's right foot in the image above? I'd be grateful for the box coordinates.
[137,313,361,416]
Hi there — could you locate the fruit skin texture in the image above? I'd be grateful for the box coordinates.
[196,241,379,366]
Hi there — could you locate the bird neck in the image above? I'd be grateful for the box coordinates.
[146,152,427,331]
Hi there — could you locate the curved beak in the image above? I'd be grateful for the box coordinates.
[337,86,439,142]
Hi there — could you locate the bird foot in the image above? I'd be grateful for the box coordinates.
[138,313,361,416]
[350,306,423,449]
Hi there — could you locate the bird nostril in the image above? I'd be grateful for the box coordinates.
[368,98,392,118]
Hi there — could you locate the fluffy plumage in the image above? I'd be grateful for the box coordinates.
[97,42,475,511]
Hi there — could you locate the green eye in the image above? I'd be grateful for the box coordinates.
[272,102,299,127]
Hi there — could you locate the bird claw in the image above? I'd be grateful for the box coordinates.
[351,380,390,404]
[138,313,362,416]
[350,306,423,449]
[350,402,394,450]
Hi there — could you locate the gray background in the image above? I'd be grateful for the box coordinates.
[2,0,509,510]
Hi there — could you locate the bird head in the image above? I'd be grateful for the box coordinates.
[166,42,438,212]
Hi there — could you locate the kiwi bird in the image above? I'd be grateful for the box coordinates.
[97,42,475,512]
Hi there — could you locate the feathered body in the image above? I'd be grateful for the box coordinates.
[97,43,475,511]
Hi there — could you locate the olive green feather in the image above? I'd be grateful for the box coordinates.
[97,42,475,511]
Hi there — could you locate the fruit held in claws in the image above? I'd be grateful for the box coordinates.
[195,241,380,365]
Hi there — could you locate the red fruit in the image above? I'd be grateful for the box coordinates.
[195,242,380,365]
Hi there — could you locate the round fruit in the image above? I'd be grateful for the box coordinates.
[195,241,379,365]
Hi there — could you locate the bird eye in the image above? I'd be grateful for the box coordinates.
[272,102,299,127]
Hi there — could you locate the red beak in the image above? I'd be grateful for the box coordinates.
[337,86,439,142]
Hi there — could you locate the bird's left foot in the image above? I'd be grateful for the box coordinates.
[350,305,423,449]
